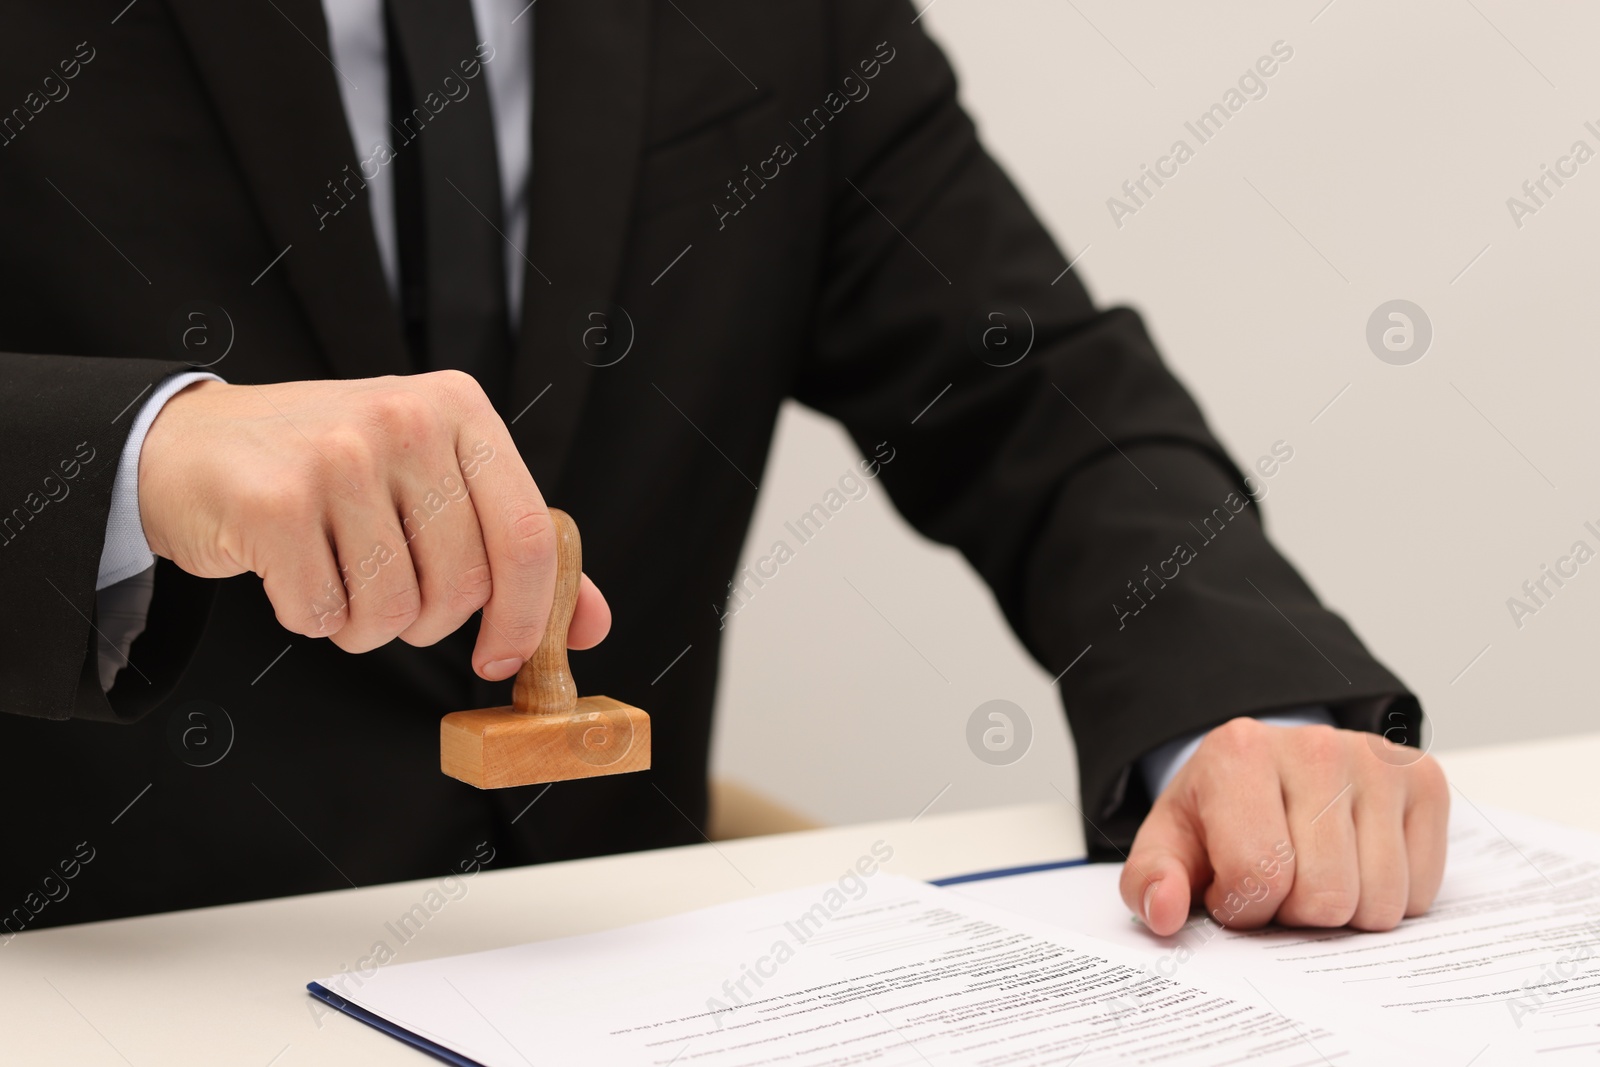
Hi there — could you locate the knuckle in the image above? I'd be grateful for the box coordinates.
[305,606,347,638]
[371,583,423,630]
[370,386,439,441]
[329,628,370,654]
[1208,880,1270,927]
[244,469,316,526]
[1201,716,1267,760]
[276,591,344,638]
[1217,860,1289,907]
[1405,884,1441,918]
[1296,724,1346,766]
[1285,887,1359,927]
[492,615,545,655]
[1409,754,1449,802]
[446,562,494,614]
[430,369,488,411]
[272,608,317,638]
[1351,895,1408,932]
[315,426,377,479]
[498,502,555,567]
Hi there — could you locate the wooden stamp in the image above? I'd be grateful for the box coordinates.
[440,509,650,788]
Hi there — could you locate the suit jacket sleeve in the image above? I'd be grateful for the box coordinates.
[796,0,1421,855]
[0,353,213,723]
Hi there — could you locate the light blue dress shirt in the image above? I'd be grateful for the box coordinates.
[96,0,531,685]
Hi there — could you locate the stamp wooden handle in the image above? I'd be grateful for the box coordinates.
[511,508,580,717]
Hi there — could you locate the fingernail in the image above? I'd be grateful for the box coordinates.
[482,658,523,680]
[1142,881,1161,926]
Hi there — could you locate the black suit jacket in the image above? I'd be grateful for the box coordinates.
[0,0,1417,928]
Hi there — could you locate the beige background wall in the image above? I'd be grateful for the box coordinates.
[712,0,1599,826]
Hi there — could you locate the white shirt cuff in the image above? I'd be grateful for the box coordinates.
[97,371,220,590]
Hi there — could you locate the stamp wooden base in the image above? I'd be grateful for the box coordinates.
[441,696,651,788]
[439,508,652,789]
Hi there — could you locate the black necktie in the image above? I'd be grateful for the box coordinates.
[384,0,512,397]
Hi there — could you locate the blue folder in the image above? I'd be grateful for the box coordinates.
[307,856,1094,1066]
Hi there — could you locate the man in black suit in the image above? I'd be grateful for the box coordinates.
[0,0,1444,939]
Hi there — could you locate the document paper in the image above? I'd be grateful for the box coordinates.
[314,874,1426,1065]
[953,804,1600,1064]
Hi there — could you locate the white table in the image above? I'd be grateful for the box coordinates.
[6,731,1595,1066]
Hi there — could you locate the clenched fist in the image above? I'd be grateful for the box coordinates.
[1121,718,1449,935]
[139,371,610,678]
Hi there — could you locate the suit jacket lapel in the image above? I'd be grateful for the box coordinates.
[510,0,652,491]
[165,0,410,382]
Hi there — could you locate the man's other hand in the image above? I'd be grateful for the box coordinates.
[138,372,611,680]
[1119,718,1449,935]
